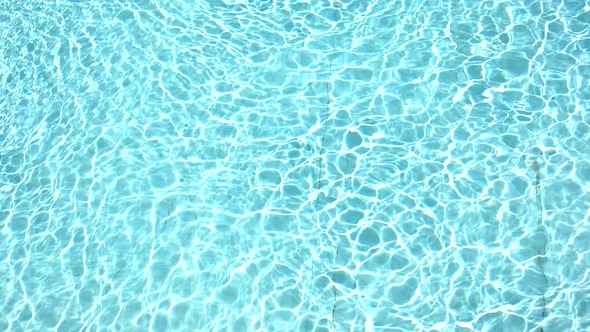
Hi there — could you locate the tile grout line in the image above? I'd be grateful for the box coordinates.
[533,159,547,332]
[305,5,341,331]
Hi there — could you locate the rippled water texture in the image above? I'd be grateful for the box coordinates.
[1,0,590,331]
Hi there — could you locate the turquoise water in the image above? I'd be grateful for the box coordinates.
[1,0,589,331]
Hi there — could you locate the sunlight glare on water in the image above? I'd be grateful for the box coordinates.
[1,0,589,331]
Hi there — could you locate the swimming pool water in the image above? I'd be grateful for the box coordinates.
[1,0,589,331]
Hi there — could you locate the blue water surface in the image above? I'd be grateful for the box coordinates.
[1,0,589,331]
